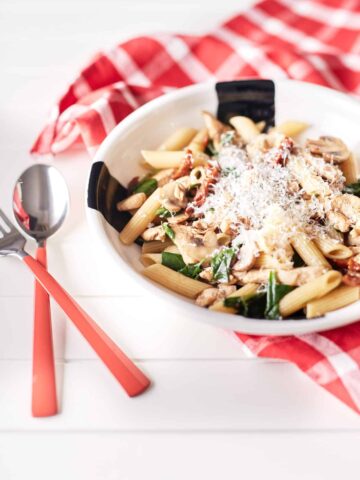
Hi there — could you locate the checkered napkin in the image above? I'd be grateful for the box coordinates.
[32,0,360,413]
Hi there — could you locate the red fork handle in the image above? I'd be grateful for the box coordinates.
[23,255,151,397]
[32,245,58,417]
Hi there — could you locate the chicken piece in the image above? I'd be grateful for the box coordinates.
[331,194,360,227]
[233,266,327,286]
[159,181,188,213]
[141,225,166,242]
[232,242,258,272]
[172,225,219,264]
[195,285,236,307]
[199,267,213,282]
[326,211,352,233]
[306,136,350,163]
[348,228,360,246]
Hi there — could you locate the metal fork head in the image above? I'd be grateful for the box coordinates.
[0,209,26,257]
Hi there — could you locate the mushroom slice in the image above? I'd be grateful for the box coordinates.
[326,211,352,233]
[159,180,188,213]
[306,136,350,163]
[171,225,219,264]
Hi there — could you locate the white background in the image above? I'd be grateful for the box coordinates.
[1,0,360,478]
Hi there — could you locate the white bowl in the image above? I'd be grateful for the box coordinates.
[86,79,360,335]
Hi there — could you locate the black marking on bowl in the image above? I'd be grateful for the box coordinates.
[216,79,275,129]
[88,161,144,245]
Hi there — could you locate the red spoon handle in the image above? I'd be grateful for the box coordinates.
[23,255,150,397]
[32,245,58,417]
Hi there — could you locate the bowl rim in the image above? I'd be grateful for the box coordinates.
[86,79,360,335]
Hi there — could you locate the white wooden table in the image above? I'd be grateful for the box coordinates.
[1,1,360,478]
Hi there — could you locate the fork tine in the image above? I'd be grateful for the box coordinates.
[0,209,15,232]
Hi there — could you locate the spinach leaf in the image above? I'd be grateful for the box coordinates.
[133,177,158,196]
[205,140,217,157]
[211,248,236,282]
[161,252,185,271]
[343,181,360,197]
[156,207,172,219]
[162,223,175,240]
[265,271,294,320]
[179,262,203,280]
[161,252,203,279]
[292,250,305,268]
[225,292,267,318]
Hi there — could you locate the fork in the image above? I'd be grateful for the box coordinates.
[0,209,150,397]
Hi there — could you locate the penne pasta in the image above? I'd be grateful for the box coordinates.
[209,283,258,314]
[117,192,146,211]
[187,128,208,152]
[291,233,331,268]
[314,237,352,260]
[272,121,309,137]
[140,253,162,267]
[306,285,359,318]
[141,150,208,169]
[158,127,198,151]
[141,238,173,254]
[119,189,161,245]
[340,153,358,185]
[254,253,292,270]
[279,270,342,317]
[256,120,266,133]
[143,264,210,298]
[229,116,259,143]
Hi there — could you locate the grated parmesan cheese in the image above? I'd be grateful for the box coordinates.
[191,142,344,259]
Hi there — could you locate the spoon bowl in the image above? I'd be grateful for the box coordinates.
[13,164,69,243]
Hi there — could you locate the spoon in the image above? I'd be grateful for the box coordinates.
[13,164,68,416]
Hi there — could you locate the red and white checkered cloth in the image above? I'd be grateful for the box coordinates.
[32,0,360,413]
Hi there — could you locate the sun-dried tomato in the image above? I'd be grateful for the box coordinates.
[272,137,294,166]
[330,257,350,270]
[127,176,140,192]
[348,257,360,272]
[172,150,193,180]
[343,272,360,287]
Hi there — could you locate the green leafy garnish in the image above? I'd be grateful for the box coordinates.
[133,178,158,196]
[265,271,294,320]
[292,250,305,268]
[225,292,267,318]
[161,252,203,279]
[162,223,175,240]
[205,140,217,157]
[211,248,236,282]
[221,131,235,146]
[162,252,186,271]
[156,207,172,219]
[343,181,360,197]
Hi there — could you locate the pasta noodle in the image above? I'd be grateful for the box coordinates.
[314,237,352,260]
[272,121,309,137]
[229,116,259,143]
[291,233,331,268]
[187,128,208,152]
[141,238,173,254]
[158,127,197,151]
[340,153,358,185]
[141,150,208,169]
[279,271,342,317]
[119,189,161,245]
[143,264,210,298]
[140,253,162,267]
[306,285,359,318]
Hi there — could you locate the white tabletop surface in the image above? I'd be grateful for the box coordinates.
[1,0,360,478]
